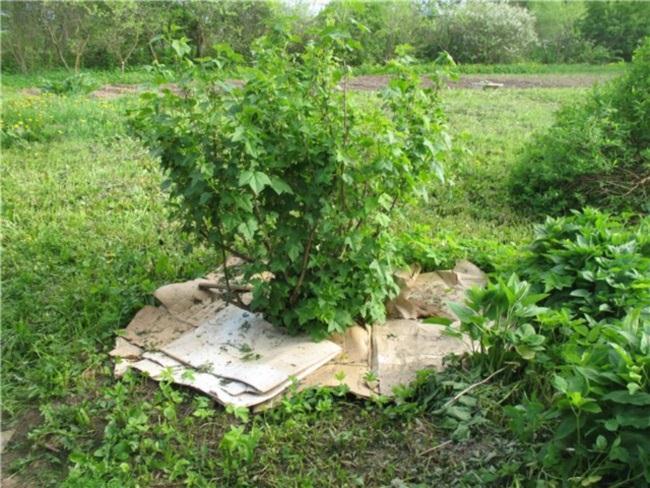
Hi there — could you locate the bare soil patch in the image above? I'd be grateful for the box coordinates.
[1,409,42,488]
[91,83,141,99]
[349,73,617,91]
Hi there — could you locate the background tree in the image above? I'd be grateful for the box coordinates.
[39,0,102,72]
[101,1,146,73]
[580,0,650,61]
[1,1,48,72]
[429,0,538,64]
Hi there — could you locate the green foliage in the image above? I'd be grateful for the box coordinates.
[546,311,650,483]
[354,61,627,76]
[40,73,98,95]
[133,35,450,337]
[219,406,261,480]
[533,24,613,65]
[314,0,432,65]
[510,38,650,215]
[0,0,276,73]
[580,1,650,61]
[449,275,548,374]
[410,366,491,441]
[428,0,538,64]
[523,0,612,64]
[448,209,650,484]
[1,98,216,417]
[517,209,650,321]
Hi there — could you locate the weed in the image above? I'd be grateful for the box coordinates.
[446,209,650,484]
[41,73,99,96]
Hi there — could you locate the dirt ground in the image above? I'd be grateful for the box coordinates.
[20,72,615,100]
[351,72,617,90]
[90,83,141,99]
[1,409,42,488]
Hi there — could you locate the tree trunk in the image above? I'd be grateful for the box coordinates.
[73,35,90,73]
[9,43,28,73]
[121,32,140,74]
[148,40,158,63]
[45,25,70,70]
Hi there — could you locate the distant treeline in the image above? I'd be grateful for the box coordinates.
[2,0,649,73]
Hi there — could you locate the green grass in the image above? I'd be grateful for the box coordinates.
[355,61,628,76]
[395,88,586,272]
[1,67,155,89]
[1,83,586,485]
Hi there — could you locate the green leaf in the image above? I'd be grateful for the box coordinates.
[579,400,601,413]
[514,344,536,360]
[269,176,293,195]
[552,375,568,394]
[604,418,619,431]
[615,411,650,428]
[570,289,591,298]
[237,219,258,241]
[554,417,577,440]
[580,475,602,486]
[171,39,191,58]
[602,390,650,406]
[422,316,454,326]
[448,302,476,323]
[239,171,272,195]
[445,405,472,421]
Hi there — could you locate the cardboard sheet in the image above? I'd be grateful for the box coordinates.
[160,305,341,393]
[111,259,486,407]
[298,325,375,397]
[372,320,471,395]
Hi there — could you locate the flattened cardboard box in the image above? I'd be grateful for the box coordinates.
[111,260,485,408]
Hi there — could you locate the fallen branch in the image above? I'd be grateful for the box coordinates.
[433,366,507,415]
[418,439,452,457]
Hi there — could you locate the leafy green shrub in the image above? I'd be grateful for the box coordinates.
[515,210,650,481]
[428,0,538,64]
[314,0,434,65]
[134,35,450,338]
[510,38,650,215]
[41,73,99,95]
[546,311,650,483]
[447,209,650,484]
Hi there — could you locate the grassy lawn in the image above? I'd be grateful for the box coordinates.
[2,68,156,90]
[1,80,591,485]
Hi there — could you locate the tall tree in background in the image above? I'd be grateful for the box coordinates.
[39,0,102,72]
[315,0,431,65]
[186,0,273,57]
[580,0,650,60]
[101,1,146,73]
[2,1,47,72]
